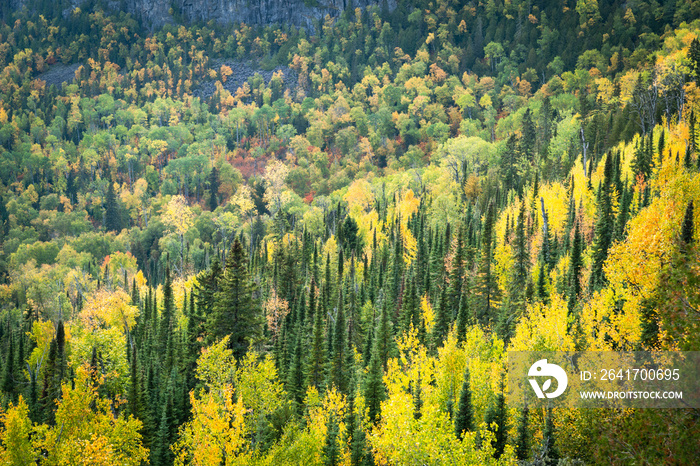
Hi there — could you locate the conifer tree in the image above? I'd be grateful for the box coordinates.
[448,226,465,313]
[306,289,326,390]
[160,265,174,357]
[329,288,347,393]
[323,412,340,466]
[543,406,559,465]
[208,166,219,211]
[412,375,423,420]
[288,325,305,413]
[567,220,583,312]
[681,201,694,247]
[690,110,697,154]
[455,293,470,343]
[454,365,473,440]
[477,201,498,324]
[105,179,121,232]
[209,239,261,359]
[484,379,508,459]
[590,152,615,290]
[432,285,450,348]
[515,404,530,460]
[400,275,419,334]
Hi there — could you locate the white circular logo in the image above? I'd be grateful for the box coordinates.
[528,359,568,399]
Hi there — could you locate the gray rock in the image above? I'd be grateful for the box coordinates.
[91,0,393,31]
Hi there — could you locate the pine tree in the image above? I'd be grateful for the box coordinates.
[209,239,261,359]
[454,366,473,439]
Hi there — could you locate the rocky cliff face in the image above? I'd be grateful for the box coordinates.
[121,0,395,30]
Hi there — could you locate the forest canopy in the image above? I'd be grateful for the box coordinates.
[0,0,699,464]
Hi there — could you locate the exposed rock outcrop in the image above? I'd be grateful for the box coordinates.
[122,0,395,30]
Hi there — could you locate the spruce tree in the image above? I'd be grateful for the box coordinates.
[515,404,530,461]
[364,344,385,424]
[287,325,305,413]
[690,110,698,155]
[590,152,615,290]
[567,220,583,313]
[209,239,261,359]
[484,379,508,459]
[329,288,347,393]
[455,293,470,343]
[681,201,694,247]
[306,290,326,390]
[477,201,497,325]
[432,285,450,349]
[208,166,219,211]
[323,412,340,466]
[448,226,465,314]
[454,366,473,440]
[543,406,559,465]
[105,179,121,232]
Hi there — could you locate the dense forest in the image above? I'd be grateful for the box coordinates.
[0,0,699,464]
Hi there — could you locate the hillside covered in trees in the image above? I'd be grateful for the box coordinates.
[0,0,699,464]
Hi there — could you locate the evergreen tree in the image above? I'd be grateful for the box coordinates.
[306,288,327,390]
[590,152,615,290]
[329,288,347,393]
[681,201,694,247]
[160,265,174,362]
[399,275,419,334]
[567,220,583,313]
[515,404,530,461]
[364,343,385,424]
[455,293,470,343]
[323,412,340,466]
[520,109,536,162]
[543,406,559,465]
[690,110,697,155]
[483,380,508,459]
[208,166,219,211]
[209,239,261,359]
[448,226,465,314]
[105,179,121,232]
[477,201,498,325]
[432,285,450,348]
[287,325,305,413]
[454,366,473,440]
